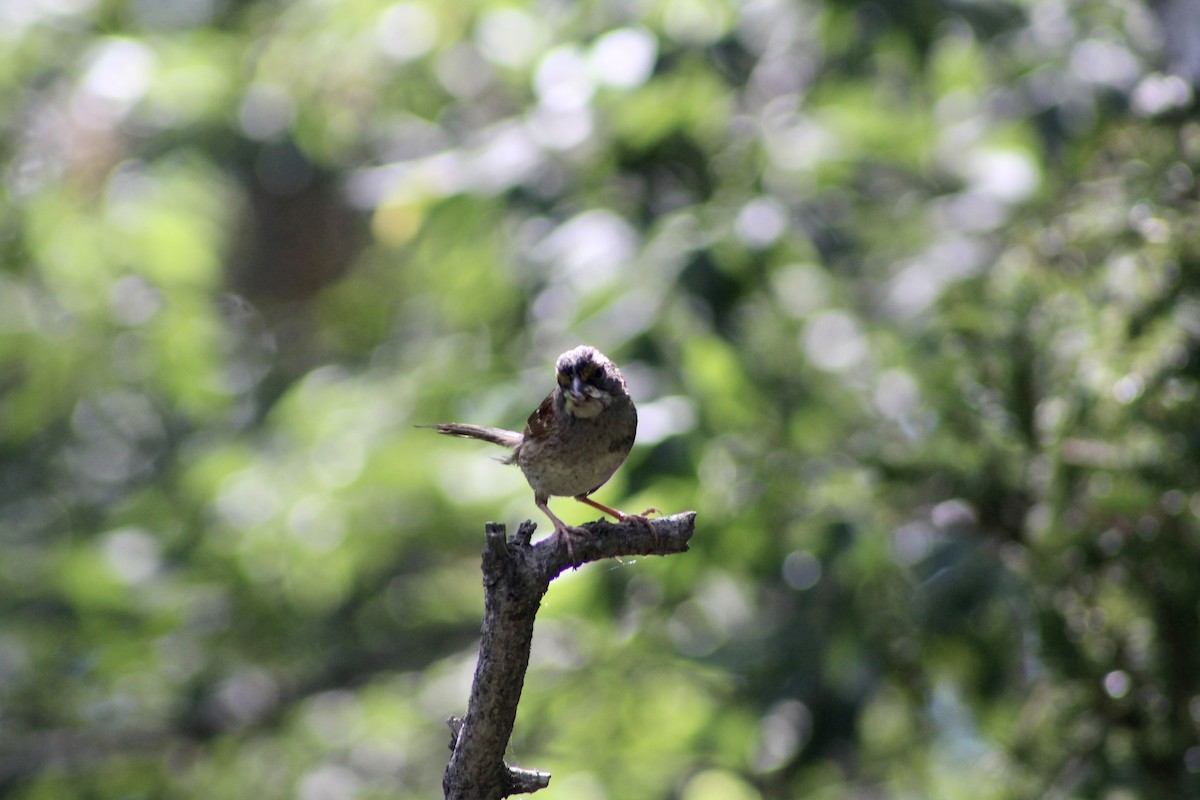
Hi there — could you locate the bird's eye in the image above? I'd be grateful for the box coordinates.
[557,372,570,387]
[579,363,596,382]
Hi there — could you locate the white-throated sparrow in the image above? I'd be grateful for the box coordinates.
[432,345,645,555]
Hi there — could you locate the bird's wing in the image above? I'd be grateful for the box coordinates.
[523,393,555,441]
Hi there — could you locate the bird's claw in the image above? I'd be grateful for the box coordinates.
[556,525,587,565]
[615,511,659,545]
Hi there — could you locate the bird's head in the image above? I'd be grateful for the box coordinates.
[554,345,625,419]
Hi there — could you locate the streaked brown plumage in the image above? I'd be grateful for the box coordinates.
[432,345,642,555]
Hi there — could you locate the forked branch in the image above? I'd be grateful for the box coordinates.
[442,512,697,800]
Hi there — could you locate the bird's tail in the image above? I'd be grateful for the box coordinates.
[428,423,523,451]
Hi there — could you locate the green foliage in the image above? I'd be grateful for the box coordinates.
[2,0,1199,798]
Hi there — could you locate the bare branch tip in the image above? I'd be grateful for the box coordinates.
[506,766,552,794]
[515,519,537,545]
[483,522,509,558]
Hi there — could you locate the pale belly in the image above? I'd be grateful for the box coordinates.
[519,444,628,498]
[515,403,635,499]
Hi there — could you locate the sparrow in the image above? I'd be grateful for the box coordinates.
[431,345,645,557]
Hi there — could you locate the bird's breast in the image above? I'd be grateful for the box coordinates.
[516,400,635,498]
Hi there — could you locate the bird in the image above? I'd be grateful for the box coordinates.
[430,345,646,557]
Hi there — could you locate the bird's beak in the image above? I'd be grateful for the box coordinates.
[568,376,587,403]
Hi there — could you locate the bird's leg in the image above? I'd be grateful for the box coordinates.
[535,495,583,562]
[574,495,660,544]
[574,495,659,523]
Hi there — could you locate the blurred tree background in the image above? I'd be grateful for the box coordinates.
[3,0,1200,797]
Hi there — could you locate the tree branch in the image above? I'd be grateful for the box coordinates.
[442,511,697,800]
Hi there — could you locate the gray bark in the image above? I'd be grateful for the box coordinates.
[442,512,697,800]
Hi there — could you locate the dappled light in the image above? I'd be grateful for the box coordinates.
[3,0,1200,797]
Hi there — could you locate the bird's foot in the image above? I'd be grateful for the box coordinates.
[575,496,660,525]
[555,524,589,565]
[616,506,661,522]
[613,509,660,545]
